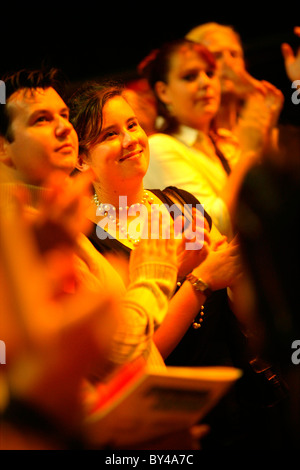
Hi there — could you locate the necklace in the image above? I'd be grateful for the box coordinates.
[93,190,154,246]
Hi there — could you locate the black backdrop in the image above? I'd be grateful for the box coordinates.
[2,5,299,123]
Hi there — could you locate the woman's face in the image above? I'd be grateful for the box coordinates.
[156,48,221,130]
[86,95,149,188]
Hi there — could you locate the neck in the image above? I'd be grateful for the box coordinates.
[0,180,50,209]
[191,118,211,135]
[92,182,156,248]
[194,131,217,158]
[215,95,240,131]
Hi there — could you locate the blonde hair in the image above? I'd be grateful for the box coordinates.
[186,22,243,50]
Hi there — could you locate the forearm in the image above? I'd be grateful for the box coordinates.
[154,280,206,359]
[109,261,177,366]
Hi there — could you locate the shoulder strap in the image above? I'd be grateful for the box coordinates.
[162,186,212,229]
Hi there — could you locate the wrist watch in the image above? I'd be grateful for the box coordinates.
[186,273,212,299]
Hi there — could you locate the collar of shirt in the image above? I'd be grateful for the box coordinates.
[172,124,239,147]
[172,125,199,147]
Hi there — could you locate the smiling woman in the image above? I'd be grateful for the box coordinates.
[69,82,149,211]
[68,79,287,449]
[90,96,149,197]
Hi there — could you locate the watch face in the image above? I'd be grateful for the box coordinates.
[186,274,212,297]
[196,279,207,292]
[194,280,204,291]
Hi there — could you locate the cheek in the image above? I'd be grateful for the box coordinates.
[90,143,116,167]
[88,144,120,182]
[139,132,150,164]
[169,88,192,116]
[139,129,149,150]
[10,134,46,169]
[207,77,221,101]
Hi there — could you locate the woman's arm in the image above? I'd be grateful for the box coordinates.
[154,236,242,359]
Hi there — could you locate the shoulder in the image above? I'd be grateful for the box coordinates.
[149,133,180,149]
[161,186,212,229]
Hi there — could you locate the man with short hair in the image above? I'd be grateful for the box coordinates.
[0,68,78,185]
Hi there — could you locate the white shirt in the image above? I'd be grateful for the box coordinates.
[144,125,240,239]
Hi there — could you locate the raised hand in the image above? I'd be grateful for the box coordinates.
[193,235,242,291]
[281,26,300,82]
[175,207,211,278]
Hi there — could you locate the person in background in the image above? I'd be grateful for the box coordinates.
[141,38,281,239]
[185,22,283,141]
[124,77,158,136]
[281,26,300,82]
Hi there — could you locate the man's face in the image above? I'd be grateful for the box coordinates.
[3,87,78,185]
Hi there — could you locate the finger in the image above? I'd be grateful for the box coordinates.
[294,26,300,37]
[281,43,295,64]
[211,236,228,251]
[173,214,185,239]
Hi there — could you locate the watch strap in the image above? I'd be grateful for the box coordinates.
[186,273,212,298]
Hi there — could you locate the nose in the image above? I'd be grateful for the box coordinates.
[55,115,74,138]
[122,130,138,148]
[219,50,233,67]
[197,71,210,88]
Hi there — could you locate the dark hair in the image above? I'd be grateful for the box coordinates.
[138,38,216,134]
[68,81,123,159]
[0,67,67,141]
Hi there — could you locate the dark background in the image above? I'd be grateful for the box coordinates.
[2,6,299,124]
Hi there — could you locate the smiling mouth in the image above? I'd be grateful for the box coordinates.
[119,149,143,162]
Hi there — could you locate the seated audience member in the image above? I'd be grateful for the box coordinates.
[0,67,183,375]
[185,22,283,141]
[140,38,283,239]
[68,80,288,449]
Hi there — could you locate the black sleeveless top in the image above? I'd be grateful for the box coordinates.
[88,186,245,369]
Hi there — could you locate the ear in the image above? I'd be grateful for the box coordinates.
[0,136,15,168]
[76,154,91,172]
[155,81,172,105]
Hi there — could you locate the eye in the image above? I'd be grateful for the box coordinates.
[128,119,139,130]
[102,130,117,141]
[213,52,223,60]
[230,50,242,59]
[206,69,216,79]
[182,72,198,82]
[60,111,70,120]
[34,114,50,124]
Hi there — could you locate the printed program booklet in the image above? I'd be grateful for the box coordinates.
[83,358,242,448]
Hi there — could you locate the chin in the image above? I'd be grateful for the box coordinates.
[221,81,236,95]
